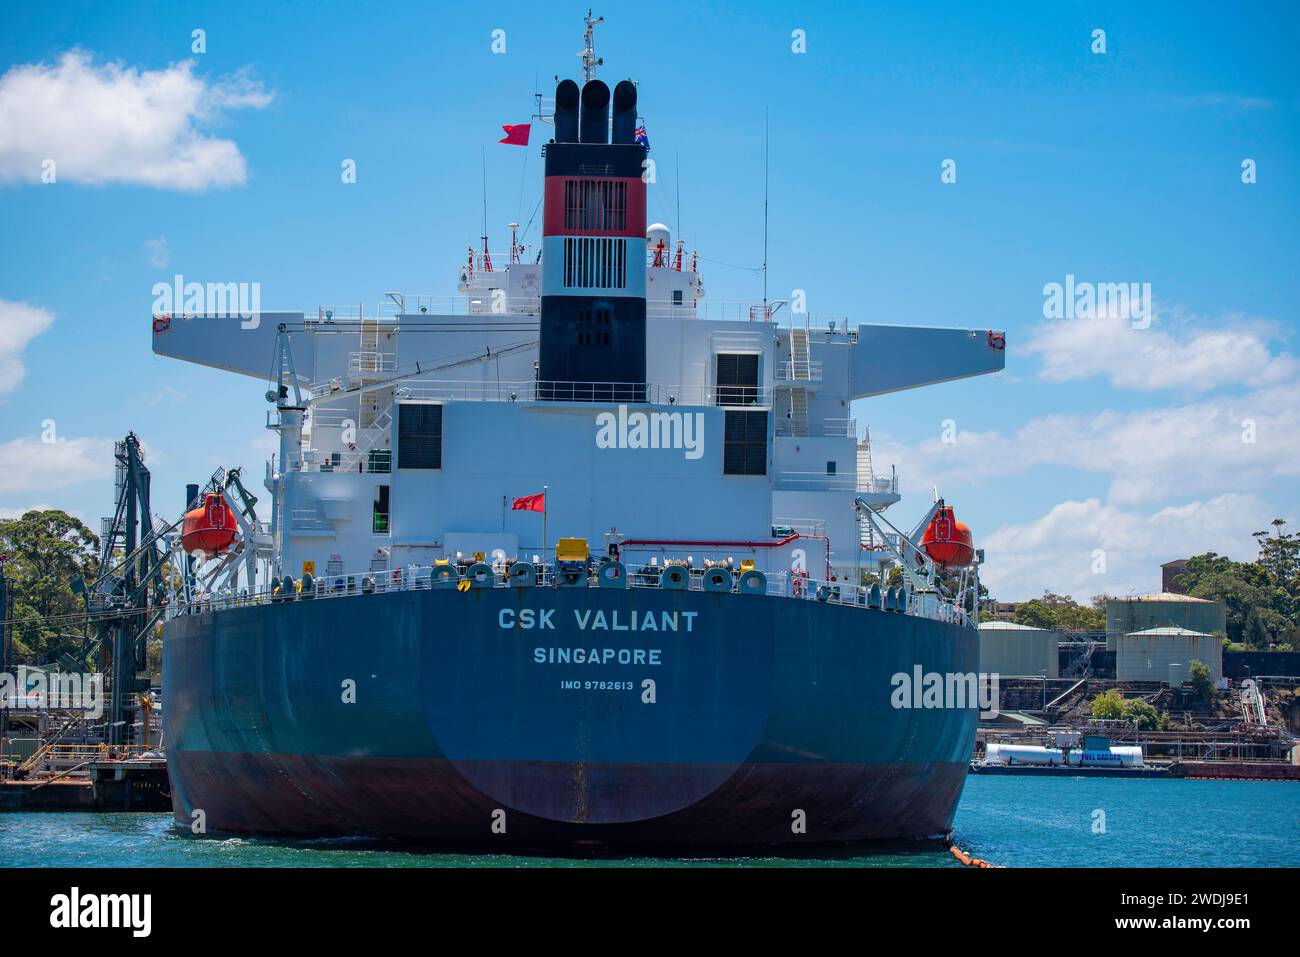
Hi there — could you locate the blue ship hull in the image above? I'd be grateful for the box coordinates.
[163,587,978,847]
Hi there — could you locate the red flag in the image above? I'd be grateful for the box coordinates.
[512,492,545,512]
[499,123,530,146]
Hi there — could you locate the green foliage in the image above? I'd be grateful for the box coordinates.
[1091,689,1164,729]
[1189,659,1213,701]
[1091,689,1126,720]
[1014,592,1106,632]
[1122,698,1162,731]
[0,509,100,664]
[1179,536,1297,646]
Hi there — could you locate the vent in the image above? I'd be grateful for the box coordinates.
[397,404,443,470]
[563,237,628,290]
[723,410,768,476]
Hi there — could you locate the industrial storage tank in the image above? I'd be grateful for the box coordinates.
[1105,594,1226,651]
[978,621,1059,678]
[1116,626,1223,682]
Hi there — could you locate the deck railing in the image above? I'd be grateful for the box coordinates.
[171,560,972,629]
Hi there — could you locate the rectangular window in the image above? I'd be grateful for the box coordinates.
[563,237,627,290]
[397,403,442,470]
[723,410,768,476]
[564,178,627,232]
[373,485,390,534]
[716,353,760,406]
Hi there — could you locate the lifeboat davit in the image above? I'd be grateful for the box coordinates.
[180,492,238,558]
[920,504,974,567]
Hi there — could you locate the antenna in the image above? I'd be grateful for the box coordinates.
[580,10,604,82]
[675,151,681,240]
[762,108,769,310]
[481,148,493,273]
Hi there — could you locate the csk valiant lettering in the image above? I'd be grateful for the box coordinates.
[497,608,700,632]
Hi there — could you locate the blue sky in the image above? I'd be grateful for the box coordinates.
[1,1,1297,599]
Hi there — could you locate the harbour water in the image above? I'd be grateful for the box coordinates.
[2,776,1297,867]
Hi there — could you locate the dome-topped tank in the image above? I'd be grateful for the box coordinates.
[920,504,974,567]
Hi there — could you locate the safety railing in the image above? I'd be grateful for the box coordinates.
[390,379,774,407]
[776,359,824,382]
[774,470,861,491]
[171,559,972,628]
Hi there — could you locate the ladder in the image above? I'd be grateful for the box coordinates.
[789,324,811,380]
[786,387,809,436]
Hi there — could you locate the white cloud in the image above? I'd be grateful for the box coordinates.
[0,436,114,497]
[980,493,1272,602]
[145,236,170,269]
[874,380,1300,507]
[0,51,272,190]
[0,300,55,395]
[1024,314,1296,393]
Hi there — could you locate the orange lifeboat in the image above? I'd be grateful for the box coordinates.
[180,493,238,557]
[920,504,974,567]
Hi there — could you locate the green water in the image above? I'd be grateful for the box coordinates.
[2,776,1297,867]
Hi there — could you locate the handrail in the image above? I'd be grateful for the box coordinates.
[172,559,972,629]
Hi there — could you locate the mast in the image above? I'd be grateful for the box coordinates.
[580,10,604,82]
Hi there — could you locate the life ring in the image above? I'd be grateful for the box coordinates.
[152,315,171,334]
[987,330,1005,351]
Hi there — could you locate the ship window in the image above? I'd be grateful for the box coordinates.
[373,485,390,535]
[723,410,767,476]
[827,461,836,475]
[397,403,442,470]
[716,353,760,406]
[672,290,684,305]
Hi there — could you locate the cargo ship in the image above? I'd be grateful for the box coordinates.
[155,16,1005,848]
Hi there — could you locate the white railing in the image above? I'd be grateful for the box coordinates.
[392,379,773,407]
[349,352,397,376]
[776,359,824,382]
[775,470,861,492]
[172,560,972,629]
[775,417,856,439]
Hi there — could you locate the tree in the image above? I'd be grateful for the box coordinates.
[1015,592,1105,631]
[0,510,100,663]
[1122,698,1162,731]
[1189,659,1213,701]
[1253,519,1300,593]
[1091,689,1125,720]
[1177,552,1289,644]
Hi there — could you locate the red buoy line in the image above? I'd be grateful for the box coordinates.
[948,842,1001,868]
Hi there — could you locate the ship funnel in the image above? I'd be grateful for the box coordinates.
[611,80,638,144]
[579,79,610,144]
[554,79,580,143]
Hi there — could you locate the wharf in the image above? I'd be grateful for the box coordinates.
[0,758,171,811]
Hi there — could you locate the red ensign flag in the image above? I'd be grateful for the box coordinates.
[499,123,531,146]
[512,492,545,512]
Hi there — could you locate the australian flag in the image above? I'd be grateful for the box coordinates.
[635,125,649,148]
